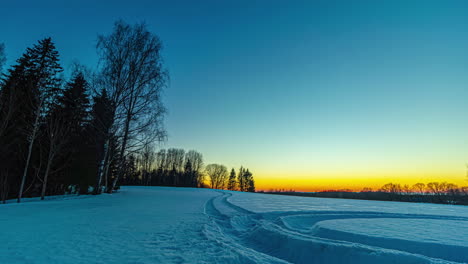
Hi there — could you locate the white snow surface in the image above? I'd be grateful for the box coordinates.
[1,186,467,264]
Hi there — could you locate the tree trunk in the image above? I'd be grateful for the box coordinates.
[1,172,8,204]
[18,106,41,203]
[41,151,54,200]
[108,117,130,193]
[94,137,110,194]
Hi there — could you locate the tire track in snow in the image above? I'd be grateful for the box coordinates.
[204,191,467,264]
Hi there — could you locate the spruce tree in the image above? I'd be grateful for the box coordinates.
[245,169,255,192]
[237,167,245,192]
[59,72,90,135]
[55,72,92,193]
[15,38,63,202]
[228,168,236,191]
[184,159,193,187]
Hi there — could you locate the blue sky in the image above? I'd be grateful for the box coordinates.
[2,0,468,189]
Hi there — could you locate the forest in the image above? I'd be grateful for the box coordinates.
[0,21,255,203]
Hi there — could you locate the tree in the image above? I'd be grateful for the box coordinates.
[185,150,204,187]
[227,168,236,191]
[90,89,114,194]
[16,38,63,202]
[40,110,69,200]
[205,164,228,189]
[245,169,255,192]
[402,184,411,194]
[140,143,155,185]
[427,182,445,195]
[183,159,193,187]
[97,20,168,193]
[412,183,426,194]
[59,72,90,133]
[237,167,245,192]
[57,72,93,193]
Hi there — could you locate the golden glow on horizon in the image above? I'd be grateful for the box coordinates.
[253,172,468,192]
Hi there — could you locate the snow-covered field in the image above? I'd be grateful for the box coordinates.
[1,187,467,264]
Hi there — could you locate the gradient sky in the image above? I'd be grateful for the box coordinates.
[2,0,468,191]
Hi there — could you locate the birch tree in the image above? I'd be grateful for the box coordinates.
[97,20,167,193]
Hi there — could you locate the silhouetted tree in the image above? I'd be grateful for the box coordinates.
[185,150,204,187]
[245,169,255,192]
[206,164,228,189]
[90,89,114,194]
[97,20,167,193]
[40,109,69,200]
[237,167,245,192]
[183,159,193,187]
[412,183,425,194]
[14,38,63,203]
[227,168,236,191]
[139,143,155,186]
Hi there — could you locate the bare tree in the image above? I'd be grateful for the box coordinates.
[412,183,426,194]
[139,143,155,185]
[166,148,185,186]
[427,182,445,195]
[97,20,167,193]
[379,183,402,195]
[205,164,228,190]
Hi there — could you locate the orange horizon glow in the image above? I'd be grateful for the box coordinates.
[253,173,468,192]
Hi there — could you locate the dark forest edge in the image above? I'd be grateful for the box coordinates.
[120,148,255,192]
[0,21,255,204]
[260,182,468,205]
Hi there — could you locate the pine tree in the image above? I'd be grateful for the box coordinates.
[59,72,90,135]
[228,168,236,191]
[54,72,92,194]
[15,38,63,202]
[184,159,193,187]
[237,167,245,192]
[245,169,255,192]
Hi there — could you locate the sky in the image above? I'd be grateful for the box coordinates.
[2,0,468,191]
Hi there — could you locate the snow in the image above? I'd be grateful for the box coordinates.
[1,187,467,264]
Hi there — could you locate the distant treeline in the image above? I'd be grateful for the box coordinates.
[120,148,255,192]
[260,182,468,205]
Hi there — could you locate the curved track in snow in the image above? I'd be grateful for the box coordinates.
[204,191,468,264]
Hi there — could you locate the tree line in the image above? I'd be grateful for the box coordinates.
[0,20,168,203]
[120,147,255,192]
[261,181,468,205]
